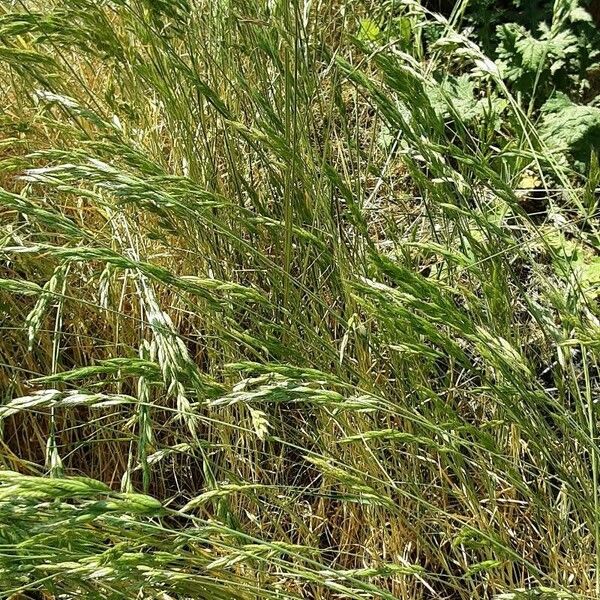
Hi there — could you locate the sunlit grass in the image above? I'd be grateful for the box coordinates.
[0,1,599,598]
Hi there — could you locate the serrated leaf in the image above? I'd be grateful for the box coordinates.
[357,19,380,42]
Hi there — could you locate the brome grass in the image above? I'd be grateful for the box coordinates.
[0,0,599,598]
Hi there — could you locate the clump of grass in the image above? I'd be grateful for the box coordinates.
[0,0,599,599]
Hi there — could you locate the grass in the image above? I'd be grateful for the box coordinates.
[0,0,599,598]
